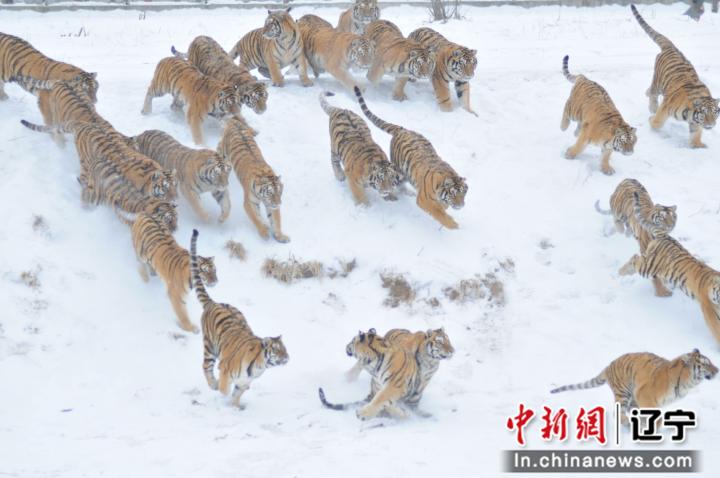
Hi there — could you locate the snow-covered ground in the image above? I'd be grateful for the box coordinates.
[1,4,719,477]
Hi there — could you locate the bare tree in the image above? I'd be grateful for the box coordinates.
[428,0,462,22]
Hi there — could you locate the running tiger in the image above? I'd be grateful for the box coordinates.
[551,349,717,424]
[631,5,718,148]
[364,20,435,101]
[561,55,636,175]
[297,15,375,91]
[0,32,98,102]
[218,117,290,242]
[354,86,467,229]
[190,229,289,408]
[408,28,477,115]
[119,212,217,333]
[171,36,268,118]
[131,130,232,223]
[228,8,313,88]
[336,0,380,35]
[318,91,399,205]
[141,56,240,145]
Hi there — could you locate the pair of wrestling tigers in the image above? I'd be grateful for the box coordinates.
[560,5,718,175]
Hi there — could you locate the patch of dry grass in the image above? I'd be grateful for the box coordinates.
[262,257,324,284]
[224,240,247,261]
[380,272,417,308]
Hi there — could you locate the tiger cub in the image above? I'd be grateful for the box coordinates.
[0,32,98,102]
[297,15,375,91]
[171,36,268,117]
[561,56,637,175]
[318,91,399,205]
[217,117,289,243]
[141,57,240,145]
[131,130,232,223]
[120,213,217,334]
[631,5,718,148]
[364,20,435,102]
[336,0,380,35]
[354,87,467,229]
[551,350,717,424]
[408,28,477,115]
[228,8,312,88]
[190,229,289,408]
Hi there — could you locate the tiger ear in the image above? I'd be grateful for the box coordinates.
[470,49,477,56]
[669,205,677,212]
[630,126,637,133]
[261,337,272,348]
[218,90,225,98]
[90,72,97,79]
[693,348,700,354]
[267,9,272,15]
[285,6,292,12]
[368,328,377,336]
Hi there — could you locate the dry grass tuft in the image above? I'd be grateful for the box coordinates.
[327,259,357,279]
[443,272,505,307]
[20,267,42,290]
[224,240,247,261]
[262,257,324,284]
[380,272,417,308]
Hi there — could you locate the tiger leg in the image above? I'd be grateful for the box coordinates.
[136,259,150,282]
[356,383,406,420]
[417,194,459,230]
[327,65,358,92]
[292,54,313,87]
[614,392,632,426]
[331,152,346,181]
[618,254,642,276]
[218,369,232,395]
[366,61,384,85]
[37,95,65,147]
[203,340,219,390]
[0,79,7,100]
[212,189,231,224]
[455,80,476,116]
[646,70,660,113]
[560,99,571,131]
[183,185,211,223]
[649,102,670,130]
[141,83,160,115]
[168,285,199,334]
[266,57,285,87]
[699,298,720,344]
[652,277,672,297]
[187,107,205,145]
[689,123,707,149]
[348,176,370,206]
[243,193,270,239]
[268,208,290,243]
[564,129,589,159]
[431,76,452,112]
[344,361,364,382]
[392,77,409,102]
[599,148,615,176]
[231,382,251,409]
[170,95,184,113]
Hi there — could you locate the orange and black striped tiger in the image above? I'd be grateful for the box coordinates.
[131,129,232,223]
[171,36,268,117]
[141,56,240,145]
[0,32,98,102]
[407,28,477,115]
[190,229,289,408]
[551,349,717,424]
[631,5,718,148]
[354,87,467,229]
[318,91,399,205]
[228,8,313,88]
[336,0,380,35]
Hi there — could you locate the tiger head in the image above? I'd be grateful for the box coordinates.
[439,175,468,210]
[256,175,283,209]
[407,47,435,80]
[689,97,719,130]
[709,276,720,305]
[239,82,268,114]
[263,8,295,40]
[353,0,380,23]
[445,46,477,81]
[346,328,387,365]
[150,169,178,200]
[424,328,454,360]
[682,348,718,382]
[369,161,401,199]
[147,200,178,232]
[261,336,289,367]
[649,204,677,232]
[213,85,239,116]
[611,125,637,156]
[348,37,375,70]
[72,71,99,103]
[195,255,218,288]
[198,153,231,188]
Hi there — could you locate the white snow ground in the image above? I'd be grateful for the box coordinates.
[0,4,719,477]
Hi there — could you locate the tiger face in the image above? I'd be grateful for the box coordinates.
[424,328,454,360]
[69,71,99,103]
[353,0,380,23]
[447,47,477,81]
[611,126,637,156]
[439,176,468,210]
[240,82,268,114]
[196,255,218,288]
[407,48,435,80]
[682,349,718,382]
[690,97,719,130]
[212,86,239,116]
[201,155,232,188]
[346,328,385,365]
[710,276,720,305]
[348,38,375,70]
[150,170,178,199]
[263,8,294,40]
[649,204,677,232]
[262,336,289,366]
[150,202,178,232]
[369,162,401,198]
[256,175,283,209]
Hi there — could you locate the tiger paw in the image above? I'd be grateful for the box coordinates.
[564,149,577,160]
[180,322,200,334]
[383,193,399,202]
[273,232,290,244]
[392,92,408,102]
[272,80,285,88]
[257,225,270,240]
[601,165,616,176]
[691,142,707,149]
[301,79,314,87]
[0,91,8,101]
[356,407,373,421]
[439,103,453,113]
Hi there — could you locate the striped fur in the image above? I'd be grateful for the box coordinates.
[131,130,232,223]
[354,86,467,229]
[551,350,717,424]
[141,56,240,145]
[228,8,312,88]
[190,229,289,408]
[631,5,719,148]
[319,91,399,204]
[0,32,98,102]
[336,0,380,35]
[217,117,289,243]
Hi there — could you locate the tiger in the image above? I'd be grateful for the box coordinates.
[217,117,290,243]
[336,0,380,35]
[407,28,478,115]
[117,212,217,334]
[319,328,420,420]
[354,86,467,229]
[561,55,637,176]
[631,5,718,148]
[170,35,268,117]
[319,91,399,205]
[0,32,98,102]
[228,8,313,88]
[190,229,289,408]
[551,349,717,425]
[141,56,240,145]
[20,119,177,202]
[297,15,375,91]
[131,129,232,223]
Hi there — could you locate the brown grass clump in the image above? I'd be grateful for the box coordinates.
[225,240,247,261]
[32,214,51,238]
[262,257,324,284]
[380,272,416,308]
[327,259,357,279]
[20,268,41,290]
[443,272,505,307]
